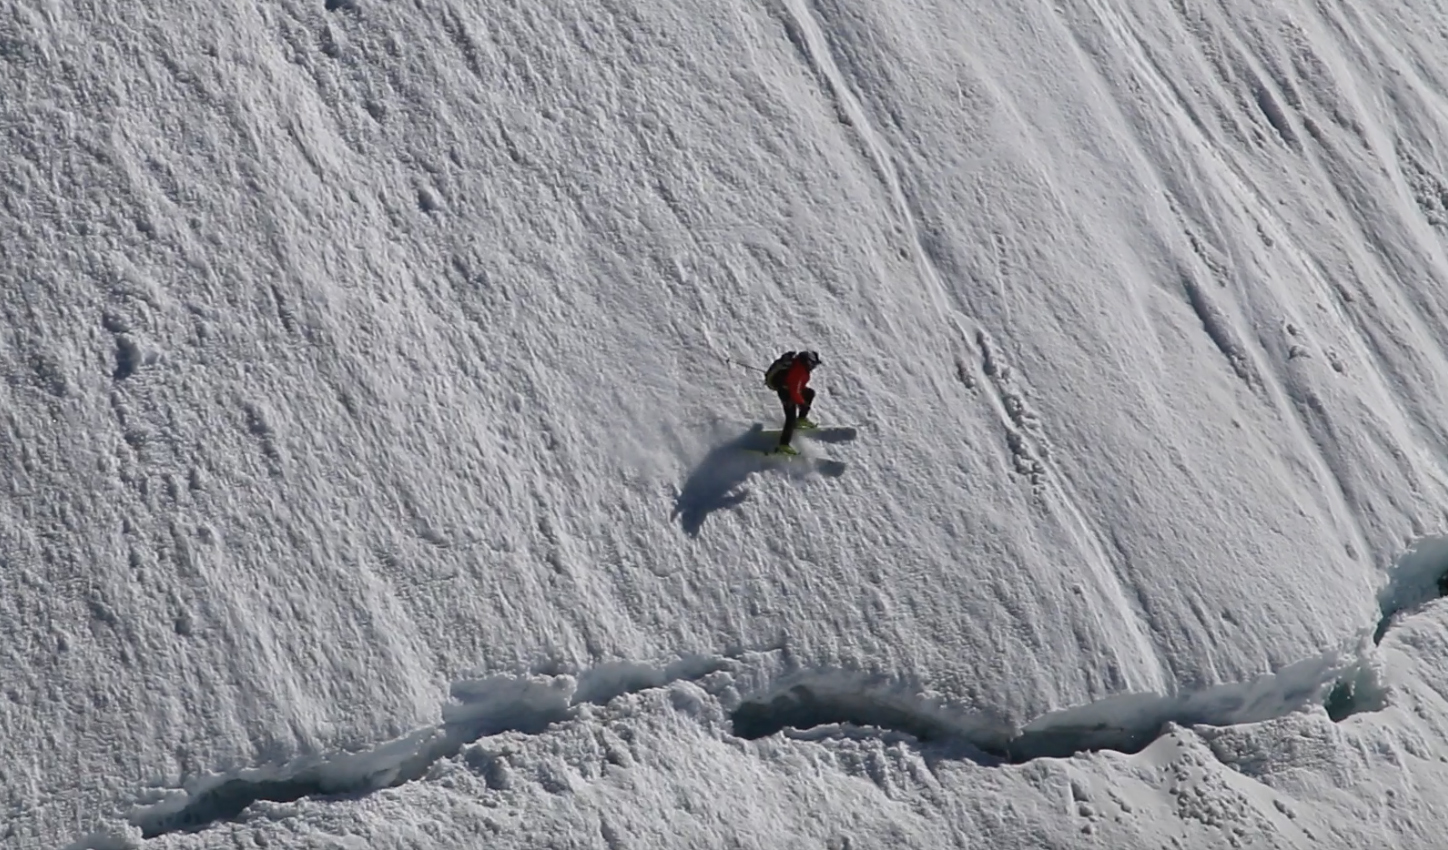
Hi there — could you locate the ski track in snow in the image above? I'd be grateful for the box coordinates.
[1073,0,1386,571]
[776,0,1168,693]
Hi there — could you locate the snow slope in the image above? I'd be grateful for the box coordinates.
[5,0,1448,846]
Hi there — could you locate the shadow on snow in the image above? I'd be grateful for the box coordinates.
[672,424,852,537]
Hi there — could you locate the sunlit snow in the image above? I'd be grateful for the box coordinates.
[7,0,1448,847]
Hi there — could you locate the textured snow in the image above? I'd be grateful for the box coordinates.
[7,0,1448,847]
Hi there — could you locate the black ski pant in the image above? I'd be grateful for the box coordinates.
[776,386,815,447]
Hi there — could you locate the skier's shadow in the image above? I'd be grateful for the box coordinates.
[672,424,855,537]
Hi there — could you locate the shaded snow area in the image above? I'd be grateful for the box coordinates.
[9,0,1448,846]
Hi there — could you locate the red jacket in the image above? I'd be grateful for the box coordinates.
[780,359,811,405]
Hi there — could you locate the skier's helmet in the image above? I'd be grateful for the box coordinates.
[800,350,821,368]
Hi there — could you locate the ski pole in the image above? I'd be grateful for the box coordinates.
[712,352,762,373]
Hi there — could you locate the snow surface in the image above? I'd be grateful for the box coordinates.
[7,0,1448,846]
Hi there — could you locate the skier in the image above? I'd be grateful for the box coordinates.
[763,350,821,454]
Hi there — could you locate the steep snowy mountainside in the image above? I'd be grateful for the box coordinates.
[7,0,1448,846]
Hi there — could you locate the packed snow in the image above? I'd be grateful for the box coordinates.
[6,0,1448,846]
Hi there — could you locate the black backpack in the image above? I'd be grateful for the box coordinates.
[763,351,796,389]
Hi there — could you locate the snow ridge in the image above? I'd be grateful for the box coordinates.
[132,658,726,838]
[113,540,1448,840]
[732,650,1374,763]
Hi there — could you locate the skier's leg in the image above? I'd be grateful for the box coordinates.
[778,389,798,447]
[798,387,816,427]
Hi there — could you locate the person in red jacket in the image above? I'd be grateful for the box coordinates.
[763,350,821,454]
